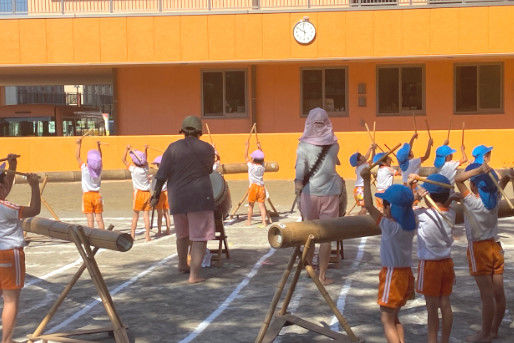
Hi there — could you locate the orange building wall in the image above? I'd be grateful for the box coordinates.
[116,59,514,135]
[2,7,514,65]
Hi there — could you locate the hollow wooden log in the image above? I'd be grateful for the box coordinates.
[216,161,279,174]
[21,217,133,252]
[269,198,514,249]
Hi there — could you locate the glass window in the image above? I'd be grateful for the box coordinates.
[301,68,347,116]
[455,64,502,113]
[377,66,424,115]
[202,70,246,117]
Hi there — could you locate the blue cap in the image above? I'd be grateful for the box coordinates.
[349,153,360,167]
[472,145,493,164]
[375,184,416,231]
[397,143,411,172]
[422,173,451,194]
[373,152,387,164]
[465,163,499,210]
[434,145,457,169]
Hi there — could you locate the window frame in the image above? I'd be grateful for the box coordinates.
[376,64,426,116]
[300,67,349,117]
[453,62,504,115]
[201,69,248,118]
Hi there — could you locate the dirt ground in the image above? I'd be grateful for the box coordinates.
[3,179,514,343]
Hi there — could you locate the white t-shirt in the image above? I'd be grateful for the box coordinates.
[81,163,101,192]
[462,192,499,242]
[401,158,422,184]
[379,216,416,268]
[415,207,456,260]
[0,200,24,250]
[354,163,368,187]
[437,160,460,185]
[129,165,151,191]
[376,166,396,191]
[248,162,265,186]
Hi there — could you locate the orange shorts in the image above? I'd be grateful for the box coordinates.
[378,267,414,309]
[82,191,103,214]
[467,240,504,276]
[416,258,455,297]
[353,186,364,207]
[0,248,25,290]
[248,183,265,203]
[156,191,169,210]
[133,190,151,212]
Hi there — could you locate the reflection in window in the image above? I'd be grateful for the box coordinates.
[302,68,346,116]
[202,71,246,117]
[455,64,502,113]
[378,66,423,115]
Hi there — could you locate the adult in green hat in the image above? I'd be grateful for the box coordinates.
[152,115,215,284]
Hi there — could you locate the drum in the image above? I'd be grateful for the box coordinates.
[210,171,232,220]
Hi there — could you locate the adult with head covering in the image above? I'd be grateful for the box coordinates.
[152,116,215,284]
[294,107,343,285]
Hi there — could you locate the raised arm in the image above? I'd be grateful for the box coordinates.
[499,168,513,190]
[363,143,376,162]
[5,154,18,195]
[20,173,41,218]
[459,144,468,165]
[420,137,434,163]
[144,145,149,160]
[455,163,491,194]
[122,145,131,168]
[361,166,382,221]
[75,137,83,166]
[408,132,418,150]
[244,141,250,162]
[97,141,103,158]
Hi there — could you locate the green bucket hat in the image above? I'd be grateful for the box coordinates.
[181,115,203,134]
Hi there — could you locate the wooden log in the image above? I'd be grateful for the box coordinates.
[22,217,133,252]
[269,198,514,248]
[216,161,279,174]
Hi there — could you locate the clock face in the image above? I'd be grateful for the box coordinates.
[293,20,316,45]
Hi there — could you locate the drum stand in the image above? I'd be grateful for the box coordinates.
[209,217,230,266]
[255,235,359,343]
[27,225,129,343]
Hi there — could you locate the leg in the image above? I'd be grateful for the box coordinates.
[176,236,190,273]
[467,275,495,342]
[394,311,405,343]
[318,242,333,285]
[491,274,505,338]
[425,295,441,343]
[247,202,254,226]
[189,241,207,284]
[85,213,94,228]
[440,295,453,343]
[94,213,105,230]
[2,289,21,343]
[257,202,268,225]
[143,211,150,241]
[156,209,163,235]
[130,211,139,239]
[380,306,402,343]
[165,212,171,234]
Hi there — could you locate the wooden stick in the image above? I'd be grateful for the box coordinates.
[412,113,417,134]
[0,155,21,162]
[346,201,358,215]
[373,121,376,143]
[230,189,250,218]
[447,118,452,143]
[148,146,164,153]
[82,128,94,137]
[247,123,256,142]
[364,122,375,144]
[4,170,41,179]
[40,174,48,196]
[205,123,214,145]
[461,122,465,146]
[369,143,401,169]
[425,119,432,140]
[129,149,144,165]
[254,124,259,144]
[423,194,455,228]
[488,172,514,209]
[41,197,60,221]
[414,176,453,189]
[383,144,397,158]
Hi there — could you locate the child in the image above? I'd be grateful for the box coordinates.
[151,156,171,236]
[434,140,467,185]
[471,145,493,165]
[0,155,40,343]
[349,143,376,215]
[397,133,433,185]
[455,163,511,342]
[409,173,459,343]
[122,145,152,241]
[361,166,416,343]
[245,141,268,227]
[373,152,400,211]
[76,137,105,229]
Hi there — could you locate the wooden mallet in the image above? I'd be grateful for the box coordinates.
[248,123,256,142]
[412,113,418,134]
[447,118,452,143]
[461,122,465,147]
[205,123,214,145]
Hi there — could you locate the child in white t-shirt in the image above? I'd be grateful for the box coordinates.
[76,137,105,229]
[245,141,267,227]
[122,145,152,241]
[373,152,400,211]
[397,133,433,185]
[349,143,375,215]
[151,156,171,236]
[434,139,467,184]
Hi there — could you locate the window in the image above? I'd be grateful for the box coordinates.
[455,64,503,113]
[202,70,247,117]
[301,68,347,116]
[377,65,424,115]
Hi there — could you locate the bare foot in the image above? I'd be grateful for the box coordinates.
[188,277,206,284]
[466,332,492,343]
[178,267,190,274]
[246,221,252,226]
[145,235,151,242]
[165,230,170,235]
[319,277,334,286]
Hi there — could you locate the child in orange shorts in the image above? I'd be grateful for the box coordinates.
[245,141,268,227]
[0,155,40,343]
[361,166,416,343]
[349,143,375,215]
[455,163,511,342]
[151,156,171,236]
[123,145,152,241]
[76,137,105,229]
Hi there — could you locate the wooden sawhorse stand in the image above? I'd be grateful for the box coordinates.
[209,218,230,266]
[27,225,129,343]
[255,235,359,343]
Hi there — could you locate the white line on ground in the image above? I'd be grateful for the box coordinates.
[48,252,178,333]
[58,217,134,221]
[178,248,276,343]
[330,237,367,331]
